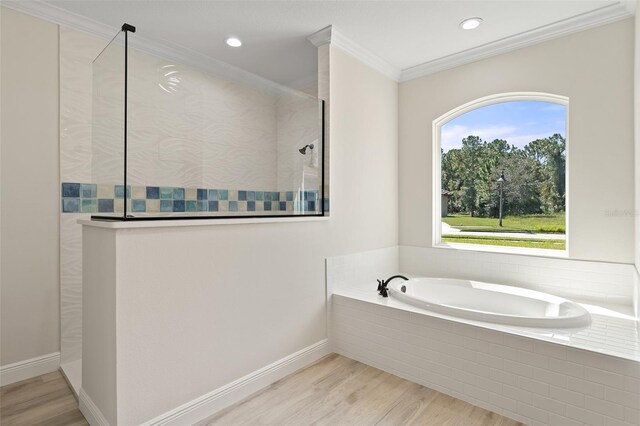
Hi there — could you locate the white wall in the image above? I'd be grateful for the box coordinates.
[0,8,60,368]
[399,19,636,264]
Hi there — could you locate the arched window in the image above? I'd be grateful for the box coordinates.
[433,93,568,255]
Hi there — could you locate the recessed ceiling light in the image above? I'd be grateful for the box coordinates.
[460,17,483,30]
[225,37,242,47]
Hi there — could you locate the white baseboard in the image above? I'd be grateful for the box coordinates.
[141,339,330,426]
[79,388,110,426]
[0,352,60,386]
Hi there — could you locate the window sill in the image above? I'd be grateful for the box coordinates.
[433,241,569,259]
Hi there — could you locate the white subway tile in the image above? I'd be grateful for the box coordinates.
[465,384,491,404]
[625,377,640,394]
[518,376,549,396]
[565,405,604,426]
[475,352,503,369]
[531,366,567,388]
[490,368,518,387]
[504,335,535,352]
[550,385,585,407]
[475,375,503,394]
[624,407,640,425]
[572,351,640,378]
[548,413,583,426]
[604,386,640,409]
[535,341,568,360]
[503,384,535,405]
[532,394,566,416]
[568,376,605,399]
[602,416,636,426]
[476,329,505,345]
[464,336,489,352]
[585,396,626,420]
[517,401,549,424]
[585,366,626,390]
[490,393,518,413]
[504,359,534,377]
[548,357,585,379]
[518,349,551,369]
[489,342,519,361]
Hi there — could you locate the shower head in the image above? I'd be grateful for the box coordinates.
[298,144,314,155]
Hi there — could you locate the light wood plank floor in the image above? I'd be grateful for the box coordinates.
[1,355,522,426]
[0,370,88,426]
[201,354,522,426]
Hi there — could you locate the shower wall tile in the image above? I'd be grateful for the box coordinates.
[62,198,80,213]
[81,184,97,198]
[59,214,86,365]
[59,26,108,370]
[146,186,160,199]
[62,183,318,215]
[132,186,146,199]
[127,46,281,190]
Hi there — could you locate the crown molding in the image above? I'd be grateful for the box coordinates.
[399,1,635,82]
[0,0,308,97]
[620,0,637,15]
[308,25,401,81]
[307,25,333,47]
[4,1,633,86]
[1,0,117,40]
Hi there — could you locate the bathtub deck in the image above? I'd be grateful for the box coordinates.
[200,353,522,426]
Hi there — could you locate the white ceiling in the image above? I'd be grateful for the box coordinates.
[43,0,635,86]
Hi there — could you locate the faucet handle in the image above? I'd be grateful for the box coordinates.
[376,279,383,291]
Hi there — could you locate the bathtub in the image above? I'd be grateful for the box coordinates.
[386,277,591,328]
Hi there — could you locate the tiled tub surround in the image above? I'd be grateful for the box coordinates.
[60,183,322,214]
[401,246,637,307]
[332,283,640,426]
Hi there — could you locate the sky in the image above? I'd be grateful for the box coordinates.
[441,101,566,152]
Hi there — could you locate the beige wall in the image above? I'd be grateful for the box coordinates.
[0,8,60,365]
[399,19,635,264]
[635,3,639,268]
[634,2,639,315]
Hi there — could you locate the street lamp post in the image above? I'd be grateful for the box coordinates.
[497,172,506,227]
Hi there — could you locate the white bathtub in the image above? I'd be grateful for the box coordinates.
[387,277,591,328]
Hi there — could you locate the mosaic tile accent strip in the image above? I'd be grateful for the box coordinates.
[61,183,328,214]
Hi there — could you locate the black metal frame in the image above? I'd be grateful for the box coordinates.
[92,23,326,222]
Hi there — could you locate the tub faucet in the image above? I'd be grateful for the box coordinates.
[377,275,409,298]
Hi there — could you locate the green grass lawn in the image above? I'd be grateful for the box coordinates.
[442,234,566,250]
[442,213,565,234]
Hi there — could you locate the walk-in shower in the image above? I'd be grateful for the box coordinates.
[91,23,325,220]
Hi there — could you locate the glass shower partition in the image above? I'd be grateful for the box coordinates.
[92,28,127,219]
[91,24,325,221]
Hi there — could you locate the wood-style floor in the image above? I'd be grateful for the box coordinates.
[0,371,88,426]
[0,355,521,426]
[201,354,522,426]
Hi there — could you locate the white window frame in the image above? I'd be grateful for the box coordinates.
[432,92,569,257]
